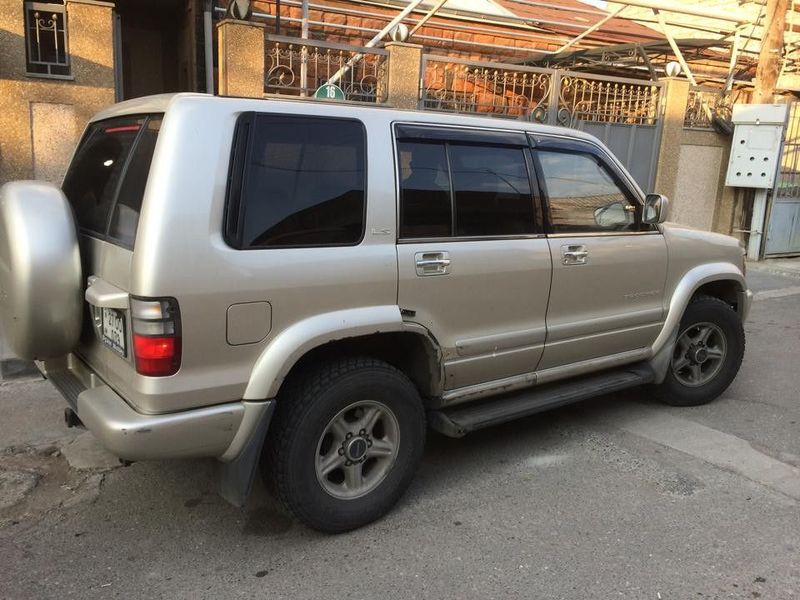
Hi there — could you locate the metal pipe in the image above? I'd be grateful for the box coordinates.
[365,0,745,25]
[409,0,449,36]
[300,0,308,95]
[252,11,558,55]
[654,8,698,86]
[725,28,741,91]
[219,1,731,55]
[601,0,747,23]
[747,188,769,260]
[554,5,627,54]
[204,0,215,94]
[326,0,428,85]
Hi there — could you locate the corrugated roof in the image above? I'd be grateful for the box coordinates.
[494,0,662,45]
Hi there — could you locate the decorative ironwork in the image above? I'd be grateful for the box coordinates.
[557,76,659,126]
[776,102,800,199]
[264,35,388,103]
[422,58,553,122]
[684,87,726,129]
[421,57,660,127]
[24,2,70,77]
[684,86,751,129]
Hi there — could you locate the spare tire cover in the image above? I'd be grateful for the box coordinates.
[0,181,82,360]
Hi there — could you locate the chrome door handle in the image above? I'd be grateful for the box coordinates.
[415,252,451,276]
[561,244,589,265]
[415,259,451,268]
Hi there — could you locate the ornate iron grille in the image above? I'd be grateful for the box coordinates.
[421,58,553,122]
[776,102,800,199]
[557,76,658,126]
[264,35,388,103]
[421,56,660,127]
[24,1,70,77]
[684,87,751,129]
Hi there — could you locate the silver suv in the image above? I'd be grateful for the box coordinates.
[0,94,751,532]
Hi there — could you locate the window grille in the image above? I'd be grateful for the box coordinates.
[25,1,70,77]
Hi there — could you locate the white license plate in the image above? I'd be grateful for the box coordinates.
[101,308,127,357]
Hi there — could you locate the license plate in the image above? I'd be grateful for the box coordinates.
[101,308,127,357]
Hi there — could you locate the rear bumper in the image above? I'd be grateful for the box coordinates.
[39,354,270,461]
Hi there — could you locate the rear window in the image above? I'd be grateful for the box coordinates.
[62,114,162,246]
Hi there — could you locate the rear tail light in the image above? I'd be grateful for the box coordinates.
[130,297,181,376]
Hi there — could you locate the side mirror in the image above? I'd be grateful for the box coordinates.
[643,194,669,224]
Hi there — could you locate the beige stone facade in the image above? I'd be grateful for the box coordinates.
[0,0,116,187]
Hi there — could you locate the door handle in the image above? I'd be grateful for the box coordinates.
[561,244,589,265]
[415,252,451,276]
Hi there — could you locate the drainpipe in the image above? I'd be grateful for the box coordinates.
[204,0,214,94]
[300,0,308,95]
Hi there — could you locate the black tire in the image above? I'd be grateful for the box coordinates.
[654,294,745,407]
[262,357,426,533]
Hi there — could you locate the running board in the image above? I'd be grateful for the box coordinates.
[428,363,655,438]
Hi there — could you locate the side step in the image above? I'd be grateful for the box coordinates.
[429,363,655,438]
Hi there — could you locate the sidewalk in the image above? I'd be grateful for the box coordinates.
[747,256,800,279]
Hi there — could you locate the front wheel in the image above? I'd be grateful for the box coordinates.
[263,357,426,533]
[654,294,745,407]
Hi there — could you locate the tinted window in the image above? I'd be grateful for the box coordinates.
[63,116,150,238]
[398,136,537,239]
[108,117,162,246]
[449,144,534,237]
[398,141,451,238]
[537,150,638,233]
[238,115,365,248]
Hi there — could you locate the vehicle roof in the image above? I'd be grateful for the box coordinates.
[90,92,597,143]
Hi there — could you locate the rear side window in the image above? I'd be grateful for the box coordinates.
[229,114,366,249]
[397,138,536,239]
[397,141,451,238]
[62,114,162,246]
[108,118,162,246]
[449,144,534,237]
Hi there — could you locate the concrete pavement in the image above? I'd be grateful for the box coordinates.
[1,270,799,599]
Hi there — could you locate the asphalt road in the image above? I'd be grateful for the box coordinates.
[1,267,799,600]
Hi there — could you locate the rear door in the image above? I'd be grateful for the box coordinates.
[394,124,552,392]
[61,114,162,379]
[532,135,667,370]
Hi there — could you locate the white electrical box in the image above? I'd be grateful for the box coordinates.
[725,103,788,189]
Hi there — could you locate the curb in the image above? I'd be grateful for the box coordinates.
[746,261,800,280]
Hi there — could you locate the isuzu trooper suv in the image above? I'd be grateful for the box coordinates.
[0,93,751,532]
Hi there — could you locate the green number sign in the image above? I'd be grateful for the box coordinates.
[314,83,346,101]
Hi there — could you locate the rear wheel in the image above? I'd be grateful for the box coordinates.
[654,294,745,406]
[263,357,426,533]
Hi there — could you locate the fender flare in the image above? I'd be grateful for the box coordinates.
[242,305,405,401]
[650,262,746,361]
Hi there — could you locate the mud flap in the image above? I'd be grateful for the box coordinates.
[219,400,275,507]
[650,327,679,384]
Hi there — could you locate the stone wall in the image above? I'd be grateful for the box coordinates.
[0,0,116,187]
[653,78,739,239]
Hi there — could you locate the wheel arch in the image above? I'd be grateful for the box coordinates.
[649,263,747,377]
[242,307,443,402]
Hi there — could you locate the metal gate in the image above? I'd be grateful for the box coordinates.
[420,55,664,191]
[765,102,800,256]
